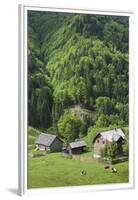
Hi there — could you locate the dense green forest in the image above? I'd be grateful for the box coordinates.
[28,11,129,143]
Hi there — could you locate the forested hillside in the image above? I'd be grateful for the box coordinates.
[28,11,129,143]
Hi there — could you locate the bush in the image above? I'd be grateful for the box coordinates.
[28,126,40,137]
[107,141,118,160]
[100,146,108,158]
[123,142,129,155]
[122,127,129,139]
[58,111,83,142]
[100,141,122,161]
[47,126,58,134]
[28,135,36,145]
[33,151,46,158]
[28,144,36,150]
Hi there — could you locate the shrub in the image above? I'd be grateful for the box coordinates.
[123,142,129,155]
[28,135,36,145]
[100,146,108,158]
[28,144,36,150]
[33,151,46,158]
[58,111,83,142]
[28,126,40,137]
[107,141,118,160]
[100,141,119,161]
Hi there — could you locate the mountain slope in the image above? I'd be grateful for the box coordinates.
[28,11,129,134]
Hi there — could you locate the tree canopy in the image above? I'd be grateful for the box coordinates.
[28,11,129,142]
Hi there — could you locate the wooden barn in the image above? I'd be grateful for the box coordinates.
[92,128,126,158]
[36,133,63,152]
[67,140,87,154]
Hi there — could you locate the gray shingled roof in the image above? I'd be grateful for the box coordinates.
[36,133,57,146]
[69,140,87,149]
[100,128,125,142]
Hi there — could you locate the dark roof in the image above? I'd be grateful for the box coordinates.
[36,133,60,146]
[93,128,125,143]
[69,140,87,149]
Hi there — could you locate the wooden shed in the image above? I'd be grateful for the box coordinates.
[92,128,126,158]
[36,133,63,152]
[67,140,87,154]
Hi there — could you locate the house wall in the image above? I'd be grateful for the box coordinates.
[93,136,125,157]
[93,136,107,157]
[50,138,63,152]
[38,144,50,151]
[72,146,86,154]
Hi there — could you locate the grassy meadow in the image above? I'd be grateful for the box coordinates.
[28,126,129,188]
[28,151,128,188]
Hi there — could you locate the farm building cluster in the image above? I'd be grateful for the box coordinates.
[35,128,126,158]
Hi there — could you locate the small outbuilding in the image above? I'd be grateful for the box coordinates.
[92,128,126,158]
[36,133,63,152]
[67,140,87,154]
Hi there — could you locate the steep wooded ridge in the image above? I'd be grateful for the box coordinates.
[28,11,129,142]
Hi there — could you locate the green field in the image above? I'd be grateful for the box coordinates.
[28,151,128,188]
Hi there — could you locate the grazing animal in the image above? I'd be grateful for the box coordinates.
[111,167,117,173]
[104,165,110,169]
[80,170,86,176]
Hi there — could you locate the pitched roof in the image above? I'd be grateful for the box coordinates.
[101,128,125,142]
[93,128,125,143]
[36,133,57,146]
[69,140,87,149]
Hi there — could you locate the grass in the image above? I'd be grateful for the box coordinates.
[28,151,128,188]
[28,126,129,188]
